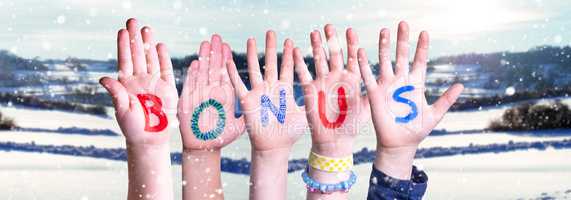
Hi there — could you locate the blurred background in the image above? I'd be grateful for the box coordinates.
[1,0,570,199]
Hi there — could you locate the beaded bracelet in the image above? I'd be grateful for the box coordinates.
[301,166,357,194]
[308,151,353,172]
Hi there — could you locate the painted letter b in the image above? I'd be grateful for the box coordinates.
[137,94,168,132]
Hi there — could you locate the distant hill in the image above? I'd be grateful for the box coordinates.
[1,45,570,101]
[427,45,571,90]
[0,50,47,71]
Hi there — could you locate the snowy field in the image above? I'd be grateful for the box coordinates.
[1,149,570,200]
[1,97,571,199]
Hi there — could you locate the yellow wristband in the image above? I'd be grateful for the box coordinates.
[308,151,353,172]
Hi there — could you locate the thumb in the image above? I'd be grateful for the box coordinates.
[431,83,464,120]
[99,77,129,114]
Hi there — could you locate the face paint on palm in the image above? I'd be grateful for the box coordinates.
[190,99,226,141]
[260,88,287,126]
[318,87,348,129]
[392,85,418,123]
[137,94,168,132]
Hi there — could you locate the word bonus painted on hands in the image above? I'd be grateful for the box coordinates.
[318,87,348,129]
[260,88,287,126]
[392,85,418,123]
[190,99,226,141]
[136,94,168,132]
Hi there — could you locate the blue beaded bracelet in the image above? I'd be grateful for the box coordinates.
[301,165,357,194]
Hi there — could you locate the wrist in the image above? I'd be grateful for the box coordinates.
[250,147,291,176]
[374,145,418,180]
[125,136,170,148]
[307,167,351,184]
[126,142,170,155]
[252,147,291,161]
[249,148,291,200]
[183,148,221,157]
[311,141,354,157]
[125,141,173,200]
[183,148,222,165]
[182,148,223,200]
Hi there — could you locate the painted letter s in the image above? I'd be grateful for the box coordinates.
[392,85,418,123]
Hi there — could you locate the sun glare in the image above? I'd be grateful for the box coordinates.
[417,1,542,39]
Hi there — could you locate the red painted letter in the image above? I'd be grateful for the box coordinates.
[318,87,348,129]
[137,94,168,132]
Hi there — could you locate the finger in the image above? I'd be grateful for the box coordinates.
[357,48,377,89]
[141,26,160,75]
[178,61,198,119]
[264,30,278,84]
[280,38,294,84]
[156,43,175,86]
[221,43,233,84]
[210,34,223,69]
[211,34,224,85]
[324,24,343,72]
[432,83,464,119]
[209,34,224,85]
[99,77,129,114]
[197,41,211,85]
[247,38,263,88]
[293,47,313,85]
[395,21,410,76]
[226,59,248,98]
[181,60,199,97]
[411,31,429,81]
[346,28,359,74]
[126,18,147,75]
[311,31,328,78]
[378,28,394,82]
[117,29,133,81]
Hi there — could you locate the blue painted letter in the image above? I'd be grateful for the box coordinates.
[392,85,418,123]
[260,89,287,126]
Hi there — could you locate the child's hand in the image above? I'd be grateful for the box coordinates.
[226,31,306,151]
[178,35,245,151]
[294,25,369,157]
[100,18,175,200]
[226,31,306,200]
[357,21,464,179]
[100,18,178,146]
[178,35,244,200]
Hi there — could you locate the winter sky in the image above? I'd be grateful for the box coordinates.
[0,0,570,60]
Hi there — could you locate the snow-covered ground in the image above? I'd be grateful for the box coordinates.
[1,149,569,200]
[1,97,571,199]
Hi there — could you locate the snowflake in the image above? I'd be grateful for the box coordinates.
[56,15,66,24]
[505,86,515,96]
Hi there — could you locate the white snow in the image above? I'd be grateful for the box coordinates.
[0,106,118,131]
[1,149,570,199]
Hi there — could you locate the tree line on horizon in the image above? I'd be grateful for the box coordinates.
[1,45,571,92]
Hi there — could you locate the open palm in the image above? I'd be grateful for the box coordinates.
[226,31,306,151]
[294,25,369,157]
[100,19,177,145]
[358,22,464,149]
[178,35,245,150]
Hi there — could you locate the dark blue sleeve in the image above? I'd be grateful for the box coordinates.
[366,165,428,200]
